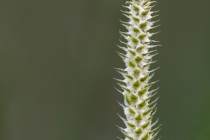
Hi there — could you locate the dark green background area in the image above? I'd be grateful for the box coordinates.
[0,0,210,140]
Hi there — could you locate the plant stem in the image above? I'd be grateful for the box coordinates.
[116,0,160,139]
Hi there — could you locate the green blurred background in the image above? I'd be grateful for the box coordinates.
[0,0,210,140]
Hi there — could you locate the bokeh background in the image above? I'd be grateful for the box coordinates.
[0,0,210,140]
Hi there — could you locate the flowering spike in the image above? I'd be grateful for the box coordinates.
[116,0,161,139]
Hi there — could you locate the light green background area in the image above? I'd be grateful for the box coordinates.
[0,0,210,140]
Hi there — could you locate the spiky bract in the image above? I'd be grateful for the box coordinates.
[116,0,160,140]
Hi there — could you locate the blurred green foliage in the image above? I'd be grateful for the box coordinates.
[0,0,210,140]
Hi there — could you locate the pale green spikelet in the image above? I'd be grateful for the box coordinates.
[116,0,160,139]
